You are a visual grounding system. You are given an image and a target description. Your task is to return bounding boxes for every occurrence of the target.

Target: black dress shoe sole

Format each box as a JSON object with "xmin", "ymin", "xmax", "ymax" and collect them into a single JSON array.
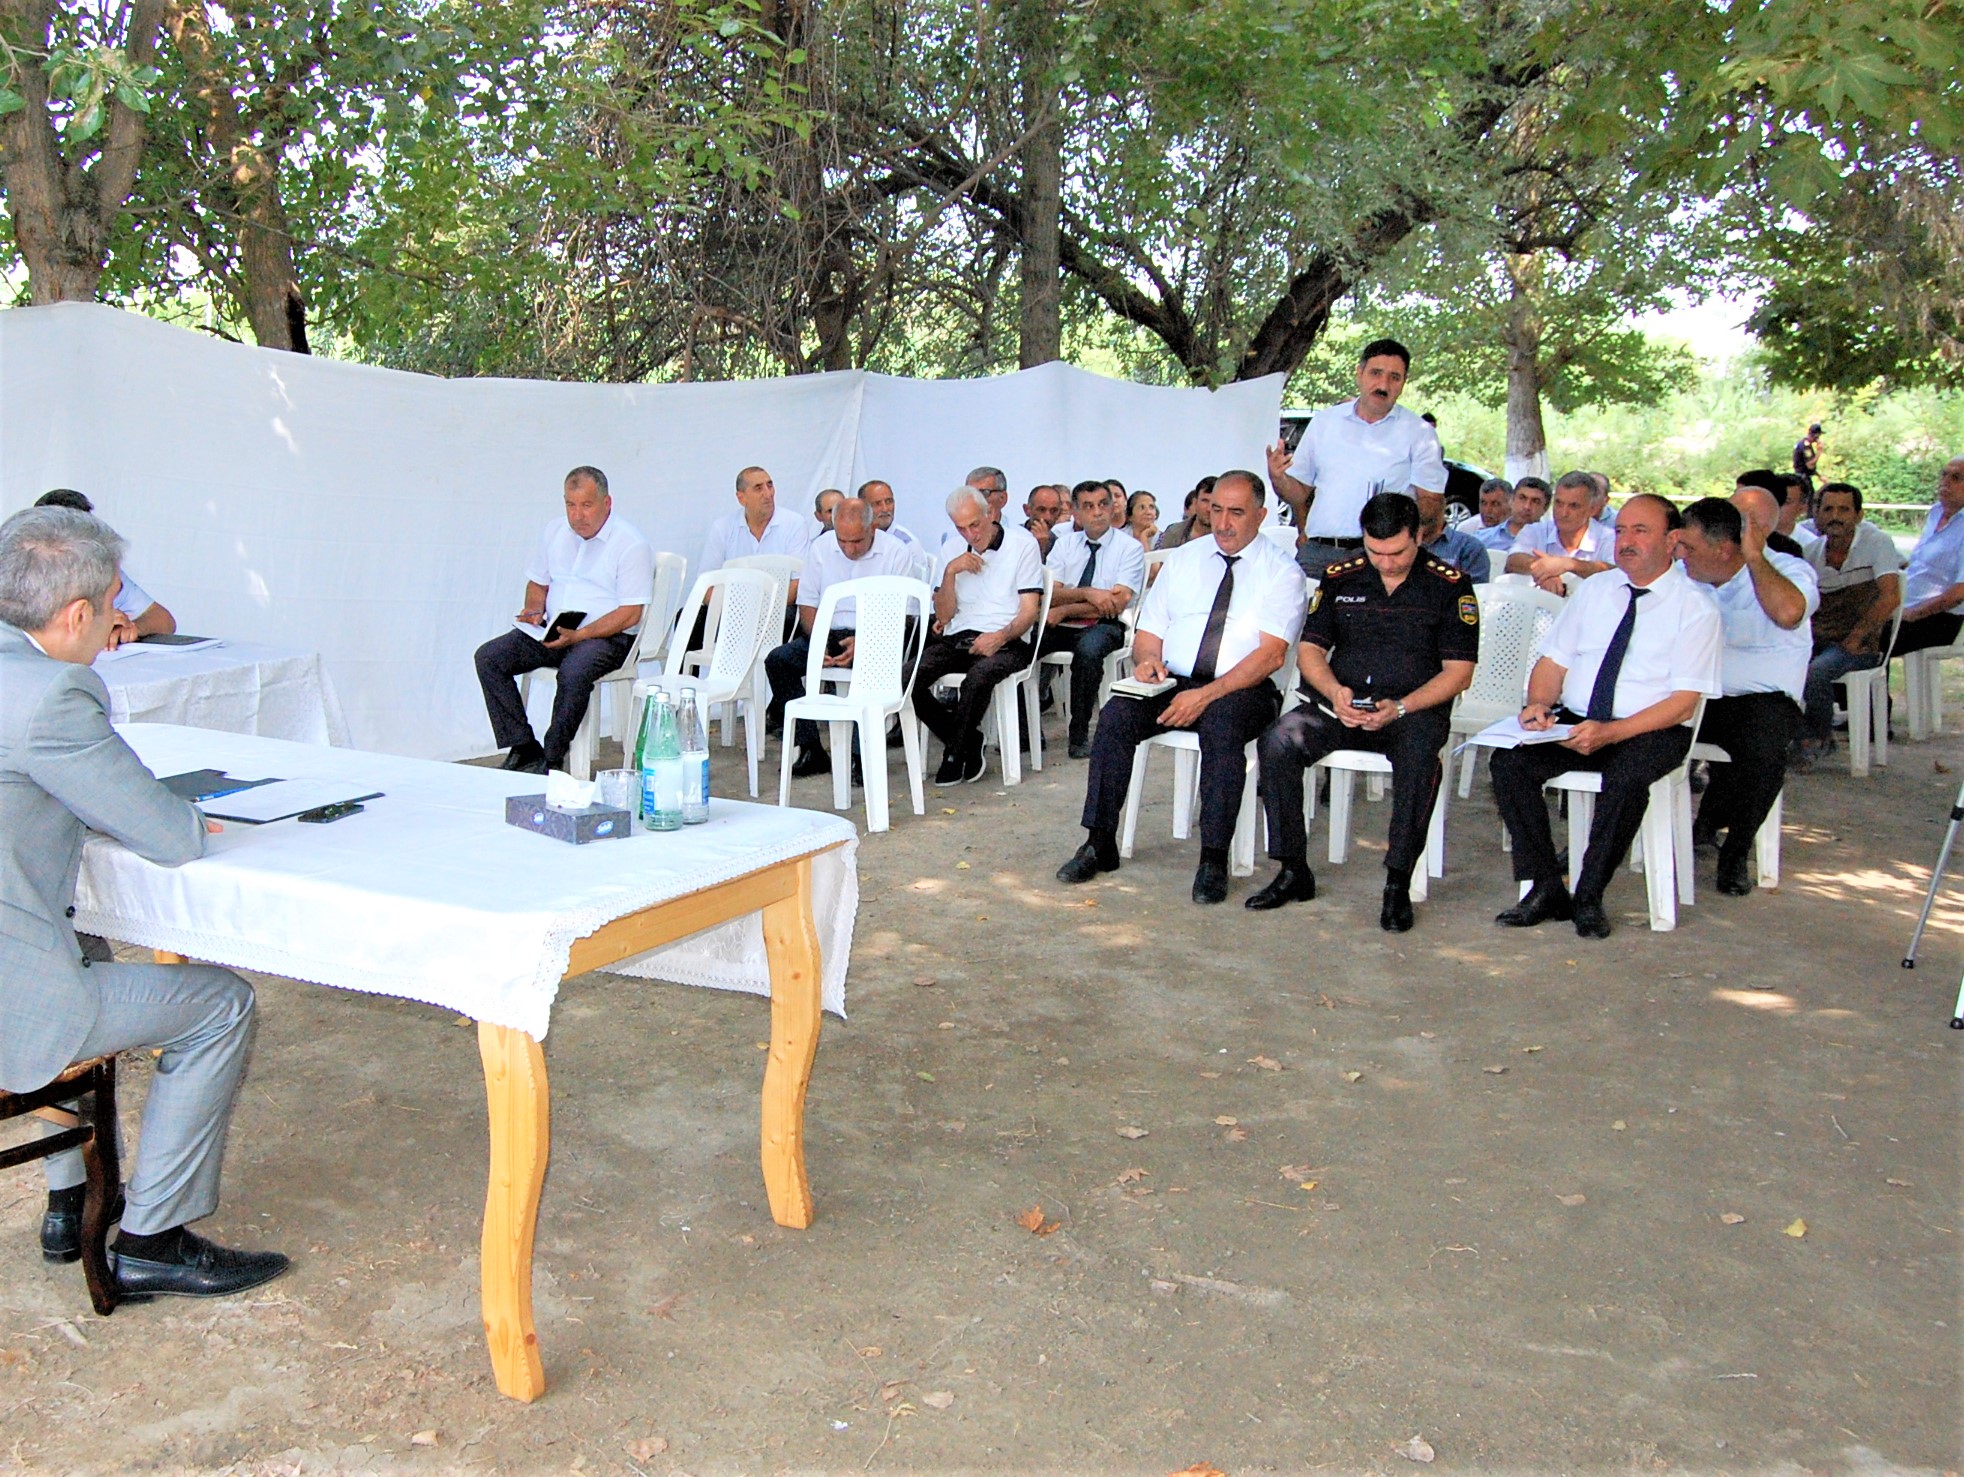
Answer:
[
  {"xmin": 1192, "ymin": 870, "xmax": 1229, "ymax": 905},
  {"xmin": 1057, "ymin": 850, "xmax": 1119, "ymax": 884},
  {"xmin": 1380, "ymin": 901, "xmax": 1415, "ymax": 932},
  {"xmin": 1573, "ymin": 907, "xmax": 1612, "ymax": 939}
]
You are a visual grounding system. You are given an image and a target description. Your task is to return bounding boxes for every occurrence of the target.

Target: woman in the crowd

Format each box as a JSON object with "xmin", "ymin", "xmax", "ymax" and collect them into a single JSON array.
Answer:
[{"xmin": 1124, "ymin": 489, "xmax": 1159, "ymax": 551}]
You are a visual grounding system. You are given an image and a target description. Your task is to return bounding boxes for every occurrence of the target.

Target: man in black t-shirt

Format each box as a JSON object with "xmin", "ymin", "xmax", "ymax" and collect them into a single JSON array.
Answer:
[{"xmin": 1248, "ymin": 493, "xmax": 1479, "ymax": 931}]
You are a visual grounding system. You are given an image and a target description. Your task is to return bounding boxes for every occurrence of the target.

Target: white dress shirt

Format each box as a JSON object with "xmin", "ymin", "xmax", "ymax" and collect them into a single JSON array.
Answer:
[
  {"xmin": 1807, "ymin": 520, "xmax": 1904, "ymax": 594},
  {"xmin": 1046, "ymin": 526, "xmax": 1147, "ymax": 620},
  {"xmin": 525, "ymin": 511, "xmax": 655, "ymax": 633},
  {"xmin": 935, "ymin": 523, "xmax": 1044, "ymax": 637},
  {"xmin": 1137, "ymin": 531, "xmax": 1307, "ymax": 678},
  {"xmin": 883, "ymin": 522, "xmax": 921, "ymax": 547},
  {"xmin": 1509, "ymin": 516, "xmax": 1616, "ymax": 565},
  {"xmin": 1903, "ymin": 503, "xmax": 1964, "ymax": 613},
  {"xmin": 1538, "ymin": 563, "xmax": 1722, "ymax": 719},
  {"xmin": 1470, "ymin": 520, "xmax": 1520, "ymax": 551},
  {"xmin": 1702, "ymin": 553, "xmax": 1819, "ymax": 701},
  {"xmin": 699, "ymin": 505, "xmax": 812, "ymax": 573},
  {"xmin": 797, "ymin": 529, "xmax": 917, "ymax": 630},
  {"xmin": 113, "ymin": 569, "xmax": 156, "ymax": 619},
  {"xmin": 1287, "ymin": 401, "xmax": 1447, "ymax": 539}
]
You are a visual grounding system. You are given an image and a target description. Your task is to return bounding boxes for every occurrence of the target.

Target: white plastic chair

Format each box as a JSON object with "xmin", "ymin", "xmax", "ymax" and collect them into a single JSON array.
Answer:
[
  {"xmin": 640, "ymin": 552, "xmax": 690, "ymax": 668},
  {"xmin": 1842, "ymin": 604, "xmax": 1904, "ymax": 777},
  {"xmin": 1903, "ymin": 616, "xmax": 1964, "ymax": 741},
  {"xmin": 1310, "ymin": 748, "xmax": 1449, "ymax": 901},
  {"xmin": 518, "ymin": 564, "xmax": 667, "ymax": 781},
  {"xmin": 777, "ymin": 576, "xmax": 932, "ymax": 832},
  {"xmin": 920, "ymin": 567, "xmax": 1054, "ymax": 785},
  {"xmin": 721, "ymin": 554, "xmax": 803, "ymax": 748},
  {"xmin": 1040, "ymin": 568, "xmax": 1146, "ymax": 740},
  {"xmin": 1450, "ymin": 584, "xmax": 1564, "ymax": 797},
  {"xmin": 632, "ymin": 568, "xmax": 778, "ymax": 796},
  {"xmin": 1679, "ymin": 740, "xmax": 1783, "ymax": 893},
  {"xmin": 1117, "ymin": 732, "xmax": 1260, "ymax": 877}
]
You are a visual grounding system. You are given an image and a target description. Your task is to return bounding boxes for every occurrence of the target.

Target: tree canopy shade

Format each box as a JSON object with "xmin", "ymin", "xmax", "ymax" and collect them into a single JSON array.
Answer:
[{"xmin": 1, "ymin": 0, "xmax": 1955, "ymax": 408}]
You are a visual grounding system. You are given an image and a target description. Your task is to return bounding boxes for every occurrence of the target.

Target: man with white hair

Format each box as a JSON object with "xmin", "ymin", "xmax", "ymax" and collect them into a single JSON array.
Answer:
[{"xmin": 911, "ymin": 487, "xmax": 1044, "ymax": 785}]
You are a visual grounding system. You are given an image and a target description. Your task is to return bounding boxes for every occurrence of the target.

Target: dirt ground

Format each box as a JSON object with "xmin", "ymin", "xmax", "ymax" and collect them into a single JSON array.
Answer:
[{"xmin": 3, "ymin": 695, "xmax": 1960, "ymax": 1477}]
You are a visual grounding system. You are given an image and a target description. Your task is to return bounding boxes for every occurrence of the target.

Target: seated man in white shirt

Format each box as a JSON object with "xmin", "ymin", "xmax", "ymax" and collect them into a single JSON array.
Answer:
[
  {"xmin": 1039, "ymin": 479, "xmax": 1147, "ymax": 758},
  {"xmin": 1893, "ymin": 455, "xmax": 1964, "ymax": 658},
  {"xmin": 913, "ymin": 487, "xmax": 1044, "ymax": 785},
  {"xmin": 813, "ymin": 489, "xmax": 844, "ymax": 536},
  {"xmin": 34, "ymin": 490, "xmax": 175, "ymax": 646},
  {"xmin": 1504, "ymin": 471, "xmax": 1615, "ymax": 592},
  {"xmin": 1057, "ymin": 471, "xmax": 1307, "ymax": 905},
  {"xmin": 766, "ymin": 498, "xmax": 917, "ymax": 779},
  {"xmin": 968, "ymin": 466, "xmax": 1010, "ymax": 526},
  {"xmin": 1677, "ymin": 493, "xmax": 1817, "ymax": 896},
  {"xmin": 473, "ymin": 466, "xmax": 653, "ymax": 774},
  {"xmin": 861, "ymin": 478, "xmax": 920, "ymax": 547},
  {"xmin": 1799, "ymin": 481, "xmax": 1904, "ymax": 761},
  {"xmin": 1466, "ymin": 477, "xmax": 1516, "ymax": 548},
  {"xmin": 1492, "ymin": 494, "xmax": 1722, "ymax": 939}
]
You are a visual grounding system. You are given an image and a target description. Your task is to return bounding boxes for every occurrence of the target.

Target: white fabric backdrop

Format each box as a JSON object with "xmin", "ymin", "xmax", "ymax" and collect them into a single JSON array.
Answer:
[{"xmin": 0, "ymin": 302, "xmax": 1283, "ymax": 759}]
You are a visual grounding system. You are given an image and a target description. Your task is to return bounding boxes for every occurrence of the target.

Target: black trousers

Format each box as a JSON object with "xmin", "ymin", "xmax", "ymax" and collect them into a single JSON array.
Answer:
[
  {"xmin": 912, "ymin": 632, "xmax": 1033, "ymax": 751},
  {"xmin": 1080, "ymin": 677, "xmax": 1282, "ymax": 852},
  {"xmin": 1894, "ymin": 611, "xmax": 1964, "ymax": 656},
  {"xmin": 474, "ymin": 628, "xmax": 636, "ymax": 763},
  {"xmin": 766, "ymin": 627, "xmax": 851, "ymax": 752},
  {"xmin": 1036, "ymin": 620, "xmax": 1129, "ymax": 741},
  {"xmin": 1258, "ymin": 703, "xmax": 1450, "ymax": 877},
  {"xmin": 1491, "ymin": 720, "xmax": 1693, "ymax": 905},
  {"xmin": 1695, "ymin": 692, "xmax": 1800, "ymax": 864}
]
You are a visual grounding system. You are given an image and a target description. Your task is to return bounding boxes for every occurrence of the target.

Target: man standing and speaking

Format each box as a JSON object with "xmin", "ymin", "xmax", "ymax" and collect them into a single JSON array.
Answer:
[
  {"xmin": 1267, "ymin": 338, "xmax": 1447, "ymax": 580},
  {"xmin": 1, "ymin": 506, "xmax": 288, "ymax": 1299},
  {"xmin": 474, "ymin": 466, "xmax": 653, "ymax": 774}
]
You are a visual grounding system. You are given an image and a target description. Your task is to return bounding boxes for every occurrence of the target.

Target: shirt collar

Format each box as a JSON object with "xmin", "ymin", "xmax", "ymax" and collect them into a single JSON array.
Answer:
[{"xmin": 986, "ymin": 524, "xmax": 1005, "ymax": 554}]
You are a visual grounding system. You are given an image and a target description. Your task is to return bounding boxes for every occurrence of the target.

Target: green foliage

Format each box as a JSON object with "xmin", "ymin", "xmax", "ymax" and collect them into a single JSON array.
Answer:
[{"xmin": 0, "ymin": 28, "xmax": 160, "ymax": 138}]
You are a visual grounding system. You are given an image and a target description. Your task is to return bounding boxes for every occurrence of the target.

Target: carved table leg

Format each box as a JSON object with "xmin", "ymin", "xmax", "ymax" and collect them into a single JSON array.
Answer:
[
  {"xmin": 477, "ymin": 1021, "xmax": 549, "ymax": 1401},
  {"xmin": 758, "ymin": 857, "xmax": 822, "ymax": 1229}
]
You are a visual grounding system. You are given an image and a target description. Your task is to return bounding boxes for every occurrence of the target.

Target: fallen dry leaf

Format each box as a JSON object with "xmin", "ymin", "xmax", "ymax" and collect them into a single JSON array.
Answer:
[
  {"xmin": 1298, "ymin": 1180, "xmax": 1318, "ymax": 1192},
  {"xmin": 1484, "ymin": 1066, "xmax": 1509, "ymax": 1075},
  {"xmin": 1116, "ymin": 1167, "xmax": 1148, "ymax": 1184},
  {"xmin": 1225, "ymin": 1127, "xmax": 1249, "ymax": 1142},
  {"xmin": 857, "ymin": 1345, "xmax": 883, "ymax": 1358},
  {"xmin": 955, "ymin": 860, "xmax": 971, "ymax": 869},
  {"xmin": 915, "ymin": 1071, "xmax": 935, "ymax": 1081},
  {"xmin": 451, "ymin": 1015, "xmax": 473, "ymax": 1027},
  {"xmin": 1342, "ymin": 1071, "xmax": 1364, "ymax": 1084},
  {"xmin": 626, "ymin": 1437, "xmax": 669, "ymax": 1461},
  {"xmin": 647, "ymin": 1293, "xmax": 680, "ymax": 1320},
  {"xmin": 1278, "ymin": 1164, "xmax": 1315, "ymax": 1182},
  {"xmin": 1784, "ymin": 1218, "xmax": 1808, "ymax": 1238},
  {"xmin": 1396, "ymin": 1435, "xmax": 1436, "ymax": 1463},
  {"xmin": 880, "ymin": 1380, "xmax": 906, "ymax": 1402},
  {"xmin": 410, "ymin": 1431, "xmax": 438, "ymax": 1448},
  {"xmin": 1885, "ymin": 1177, "xmax": 1912, "ymax": 1188},
  {"xmin": 1523, "ymin": 1045, "xmax": 1544, "ymax": 1053},
  {"xmin": 1612, "ymin": 1120, "xmax": 1627, "ymax": 1131},
  {"xmin": 1214, "ymin": 1115, "xmax": 1239, "ymax": 1126},
  {"xmin": 1198, "ymin": 1070, "xmax": 1222, "ymax": 1079},
  {"xmin": 1720, "ymin": 1212, "xmax": 1745, "ymax": 1225},
  {"xmin": 1556, "ymin": 1193, "xmax": 1587, "ymax": 1207},
  {"xmin": 940, "ymin": 807, "xmax": 958, "ymax": 815},
  {"xmin": 1117, "ymin": 1125, "xmax": 1150, "ymax": 1139},
  {"xmin": 1168, "ymin": 1466, "xmax": 1227, "ymax": 1477},
  {"xmin": 922, "ymin": 1390, "xmax": 954, "ymax": 1410},
  {"xmin": 1149, "ymin": 1278, "xmax": 1178, "ymax": 1296},
  {"xmin": 1248, "ymin": 1055, "xmax": 1282, "ymax": 1071},
  {"xmin": 1419, "ymin": 1030, "xmax": 1436, "ymax": 1038},
  {"xmin": 1014, "ymin": 1205, "xmax": 1060, "ymax": 1236},
  {"xmin": 913, "ymin": 976, "xmax": 937, "ymax": 987}
]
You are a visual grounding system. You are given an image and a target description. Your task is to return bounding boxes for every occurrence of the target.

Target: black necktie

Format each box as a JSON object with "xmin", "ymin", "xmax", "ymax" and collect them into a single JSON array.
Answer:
[
  {"xmin": 1079, "ymin": 539, "xmax": 1100, "ymax": 590},
  {"xmin": 1585, "ymin": 585, "xmax": 1649, "ymax": 722},
  {"xmin": 1191, "ymin": 554, "xmax": 1240, "ymax": 682}
]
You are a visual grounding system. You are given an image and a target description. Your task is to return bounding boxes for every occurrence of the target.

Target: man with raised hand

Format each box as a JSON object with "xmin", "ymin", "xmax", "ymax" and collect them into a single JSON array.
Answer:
[
  {"xmin": 1492, "ymin": 494, "xmax": 1721, "ymax": 940},
  {"xmin": 1057, "ymin": 471, "xmax": 1306, "ymax": 906}
]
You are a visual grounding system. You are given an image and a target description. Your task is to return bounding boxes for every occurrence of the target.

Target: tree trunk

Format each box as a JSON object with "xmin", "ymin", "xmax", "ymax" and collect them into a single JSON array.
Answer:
[
  {"xmin": 1501, "ymin": 256, "xmax": 1549, "ymax": 482},
  {"xmin": 1014, "ymin": 5, "xmax": 1061, "ymax": 368},
  {"xmin": 0, "ymin": 0, "xmax": 167, "ymax": 303}
]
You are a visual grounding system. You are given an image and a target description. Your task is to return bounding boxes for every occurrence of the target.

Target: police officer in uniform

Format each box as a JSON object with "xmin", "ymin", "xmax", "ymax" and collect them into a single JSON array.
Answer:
[{"xmin": 1248, "ymin": 492, "xmax": 1479, "ymax": 930}]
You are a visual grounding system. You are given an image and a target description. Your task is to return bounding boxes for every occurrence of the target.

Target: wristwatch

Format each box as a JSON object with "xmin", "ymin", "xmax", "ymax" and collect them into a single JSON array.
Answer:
[{"xmin": 1393, "ymin": 699, "xmax": 1408, "ymax": 720}]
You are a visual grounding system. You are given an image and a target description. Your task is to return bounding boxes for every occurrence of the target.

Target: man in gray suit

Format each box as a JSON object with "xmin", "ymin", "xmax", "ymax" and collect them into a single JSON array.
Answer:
[{"xmin": 1, "ymin": 507, "xmax": 288, "ymax": 1299}]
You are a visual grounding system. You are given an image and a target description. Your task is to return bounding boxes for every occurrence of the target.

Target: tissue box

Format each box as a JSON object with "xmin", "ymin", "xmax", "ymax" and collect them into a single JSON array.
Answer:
[{"xmin": 504, "ymin": 794, "xmax": 633, "ymax": 844}]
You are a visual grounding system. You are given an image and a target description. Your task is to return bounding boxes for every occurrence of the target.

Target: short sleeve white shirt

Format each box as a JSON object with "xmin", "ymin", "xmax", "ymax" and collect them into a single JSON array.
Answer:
[
  {"xmin": 113, "ymin": 569, "xmax": 156, "ymax": 619},
  {"xmin": 1047, "ymin": 526, "xmax": 1147, "ymax": 602},
  {"xmin": 1138, "ymin": 532, "xmax": 1307, "ymax": 678},
  {"xmin": 1807, "ymin": 520, "xmax": 1905, "ymax": 594},
  {"xmin": 1903, "ymin": 504, "xmax": 1964, "ymax": 613},
  {"xmin": 1701, "ymin": 553, "xmax": 1819, "ymax": 701},
  {"xmin": 700, "ymin": 505, "xmax": 812, "ymax": 573},
  {"xmin": 1287, "ymin": 402, "xmax": 1447, "ymax": 539},
  {"xmin": 936, "ymin": 523, "xmax": 1044, "ymax": 636},
  {"xmin": 525, "ymin": 511, "xmax": 656, "ymax": 633},
  {"xmin": 797, "ymin": 529, "xmax": 917, "ymax": 630},
  {"xmin": 1538, "ymin": 563, "xmax": 1722, "ymax": 718},
  {"xmin": 1509, "ymin": 516, "xmax": 1616, "ymax": 565}
]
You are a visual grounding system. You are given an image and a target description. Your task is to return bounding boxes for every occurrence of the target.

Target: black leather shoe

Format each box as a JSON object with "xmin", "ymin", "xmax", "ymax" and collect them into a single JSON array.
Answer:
[
  {"xmin": 1067, "ymin": 735, "xmax": 1092, "ymax": 760},
  {"xmin": 1573, "ymin": 900, "xmax": 1612, "ymax": 939},
  {"xmin": 1057, "ymin": 841, "xmax": 1119, "ymax": 884},
  {"xmin": 1495, "ymin": 880, "xmax": 1575, "ymax": 928},
  {"xmin": 1380, "ymin": 882, "xmax": 1415, "ymax": 933},
  {"xmin": 851, "ymin": 759, "xmax": 865, "ymax": 788},
  {"xmin": 1716, "ymin": 854, "xmax": 1754, "ymax": 896},
  {"xmin": 791, "ymin": 746, "xmax": 830, "ymax": 779},
  {"xmin": 113, "ymin": 1230, "xmax": 291, "ymax": 1300},
  {"xmin": 958, "ymin": 742, "xmax": 988, "ymax": 784},
  {"xmin": 1192, "ymin": 857, "xmax": 1229, "ymax": 905},
  {"xmin": 1691, "ymin": 817, "xmax": 1719, "ymax": 850},
  {"xmin": 41, "ymin": 1190, "xmax": 125, "ymax": 1264},
  {"xmin": 500, "ymin": 740, "xmax": 544, "ymax": 771},
  {"xmin": 1245, "ymin": 864, "xmax": 1316, "ymax": 911}
]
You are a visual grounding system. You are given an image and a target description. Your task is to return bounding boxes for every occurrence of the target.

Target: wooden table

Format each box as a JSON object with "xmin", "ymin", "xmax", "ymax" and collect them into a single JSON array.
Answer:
[{"xmin": 81, "ymin": 726, "xmax": 857, "ymax": 1403}]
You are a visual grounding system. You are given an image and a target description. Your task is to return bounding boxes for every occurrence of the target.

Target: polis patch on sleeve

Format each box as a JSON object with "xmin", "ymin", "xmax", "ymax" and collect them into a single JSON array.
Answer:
[
  {"xmin": 1458, "ymin": 593, "xmax": 1479, "ymax": 626},
  {"xmin": 1307, "ymin": 585, "xmax": 1322, "ymax": 614}
]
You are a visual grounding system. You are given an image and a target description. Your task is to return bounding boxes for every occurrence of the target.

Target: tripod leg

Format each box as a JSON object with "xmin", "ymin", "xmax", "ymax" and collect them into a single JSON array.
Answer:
[
  {"xmin": 1952, "ymin": 972, "xmax": 1964, "ymax": 1030},
  {"xmin": 1903, "ymin": 779, "xmax": 1964, "ymax": 967}
]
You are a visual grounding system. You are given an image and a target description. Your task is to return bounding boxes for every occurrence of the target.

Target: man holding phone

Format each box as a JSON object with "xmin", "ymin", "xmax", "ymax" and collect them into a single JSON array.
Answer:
[{"xmin": 474, "ymin": 466, "xmax": 653, "ymax": 774}]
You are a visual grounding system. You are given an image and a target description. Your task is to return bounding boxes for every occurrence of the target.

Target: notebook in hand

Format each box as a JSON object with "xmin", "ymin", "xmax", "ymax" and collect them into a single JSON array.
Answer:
[{"xmin": 1109, "ymin": 675, "xmax": 1177, "ymax": 699}]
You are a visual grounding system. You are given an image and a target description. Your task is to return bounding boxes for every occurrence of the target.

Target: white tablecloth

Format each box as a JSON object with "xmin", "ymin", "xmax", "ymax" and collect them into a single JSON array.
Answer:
[
  {"xmin": 74, "ymin": 727, "xmax": 858, "ymax": 1039},
  {"xmin": 94, "ymin": 640, "xmax": 350, "ymax": 746}
]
